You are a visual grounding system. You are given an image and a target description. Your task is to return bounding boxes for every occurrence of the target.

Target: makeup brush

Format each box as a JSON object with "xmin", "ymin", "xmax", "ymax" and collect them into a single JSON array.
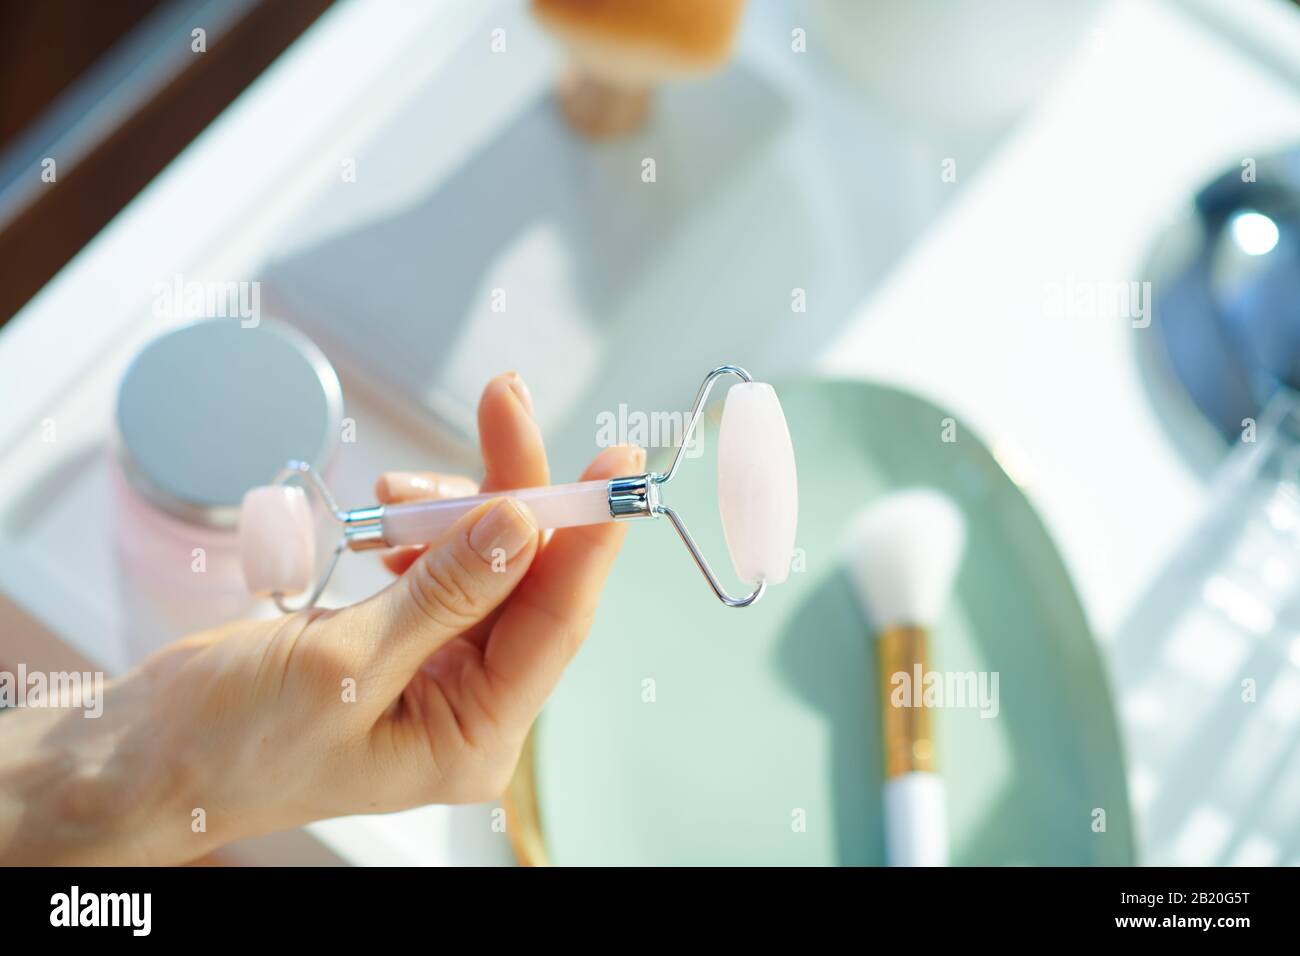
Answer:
[
  {"xmin": 531, "ymin": 0, "xmax": 747, "ymax": 139},
  {"xmin": 845, "ymin": 489, "xmax": 966, "ymax": 867}
]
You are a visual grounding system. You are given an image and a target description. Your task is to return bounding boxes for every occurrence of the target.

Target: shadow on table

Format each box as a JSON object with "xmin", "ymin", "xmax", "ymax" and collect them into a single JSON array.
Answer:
[{"xmin": 260, "ymin": 62, "xmax": 798, "ymax": 443}]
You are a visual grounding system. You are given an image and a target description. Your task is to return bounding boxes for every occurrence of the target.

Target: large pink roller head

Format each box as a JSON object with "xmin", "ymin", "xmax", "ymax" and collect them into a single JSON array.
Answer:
[
  {"xmin": 716, "ymin": 382, "xmax": 798, "ymax": 586},
  {"xmin": 239, "ymin": 485, "xmax": 316, "ymax": 596}
]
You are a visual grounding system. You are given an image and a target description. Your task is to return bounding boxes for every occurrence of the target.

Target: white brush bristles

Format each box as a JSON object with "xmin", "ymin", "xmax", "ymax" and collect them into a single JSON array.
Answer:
[{"xmin": 844, "ymin": 488, "xmax": 966, "ymax": 632}]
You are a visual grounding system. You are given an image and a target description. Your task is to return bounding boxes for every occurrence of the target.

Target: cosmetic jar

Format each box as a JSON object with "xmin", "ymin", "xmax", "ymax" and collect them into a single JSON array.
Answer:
[{"xmin": 113, "ymin": 318, "xmax": 342, "ymax": 647}]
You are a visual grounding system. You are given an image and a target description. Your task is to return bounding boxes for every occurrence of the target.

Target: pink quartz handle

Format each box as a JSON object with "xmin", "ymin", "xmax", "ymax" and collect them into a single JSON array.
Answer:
[{"xmin": 381, "ymin": 479, "xmax": 613, "ymax": 546}]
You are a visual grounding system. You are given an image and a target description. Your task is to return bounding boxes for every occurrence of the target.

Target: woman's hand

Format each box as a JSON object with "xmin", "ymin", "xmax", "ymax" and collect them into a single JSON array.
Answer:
[{"xmin": 0, "ymin": 372, "xmax": 641, "ymax": 865}]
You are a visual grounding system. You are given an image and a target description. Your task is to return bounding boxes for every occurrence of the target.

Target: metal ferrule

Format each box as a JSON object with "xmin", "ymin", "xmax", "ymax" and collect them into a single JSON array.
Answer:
[
  {"xmin": 607, "ymin": 474, "xmax": 660, "ymax": 520},
  {"xmin": 878, "ymin": 624, "xmax": 937, "ymax": 778},
  {"xmin": 343, "ymin": 505, "xmax": 388, "ymax": 551}
]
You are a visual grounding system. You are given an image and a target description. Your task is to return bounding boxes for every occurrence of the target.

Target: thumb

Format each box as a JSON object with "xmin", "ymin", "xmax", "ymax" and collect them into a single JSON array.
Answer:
[{"xmin": 359, "ymin": 497, "xmax": 539, "ymax": 685}]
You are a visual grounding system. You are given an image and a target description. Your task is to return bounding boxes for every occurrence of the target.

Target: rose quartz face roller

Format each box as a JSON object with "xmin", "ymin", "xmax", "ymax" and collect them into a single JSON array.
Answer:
[{"xmin": 240, "ymin": 366, "xmax": 797, "ymax": 613}]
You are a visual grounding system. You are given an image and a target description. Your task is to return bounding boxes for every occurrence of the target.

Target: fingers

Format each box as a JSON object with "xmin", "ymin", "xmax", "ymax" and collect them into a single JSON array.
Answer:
[
  {"xmin": 371, "ymin": 366, "xmax": 543, "ymax": 576},
  {"xmin": 478, "ymin": 371, "xmax": 549, "ymax": 492},
  {"xmin": 482, "ymin": 444, "xmax": 644, "ymax": 725},
  {"xmin": 352, "ymin": 497, "xmax": 540, "ymax": 690},
  {"xmin": 375, "ymin": 472, "xmax": 479, "ymax": 504},
  {"xmin": 352, "ymin": 370, "xmax": 554, "ymax": 693},
  {"xmin": 373, "ymin": 372, "xmax": 544, "ymax": 503},
  {"xmin": 374, "ymin": 472, "xmax": 479, "ymax": 575}
]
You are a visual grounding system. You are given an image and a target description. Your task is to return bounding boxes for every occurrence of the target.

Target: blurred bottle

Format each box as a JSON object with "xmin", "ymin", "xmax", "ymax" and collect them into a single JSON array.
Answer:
[{"xmin": 532, "ymin": 0, "xmax": 748, "ymax": 138}]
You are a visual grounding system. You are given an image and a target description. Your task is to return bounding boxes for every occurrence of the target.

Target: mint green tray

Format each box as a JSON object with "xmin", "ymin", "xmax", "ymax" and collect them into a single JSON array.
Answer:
[{"xmin": 525, "ymin": 379, "xmax": 1135, "ymax": 865}]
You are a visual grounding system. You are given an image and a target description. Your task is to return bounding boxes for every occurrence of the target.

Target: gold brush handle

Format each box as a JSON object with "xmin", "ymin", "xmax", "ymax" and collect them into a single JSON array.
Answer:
[
  {"xmin": 503, "ymin": 725, "xmax": 550, "ymax": 867},
  {"xmin": 879, "ymin": 625, "xmax": 936, "ymax": 777}
]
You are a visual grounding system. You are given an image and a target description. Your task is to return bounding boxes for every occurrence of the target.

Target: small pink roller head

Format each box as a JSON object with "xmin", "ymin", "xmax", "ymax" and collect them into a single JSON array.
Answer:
[
  {"xmin": 239, "ymin": 485, "xmax": 316, "ymax": 596},
  {"xmin": 716, "ymin": 382, "xmax": 798, "ymax": 586}
]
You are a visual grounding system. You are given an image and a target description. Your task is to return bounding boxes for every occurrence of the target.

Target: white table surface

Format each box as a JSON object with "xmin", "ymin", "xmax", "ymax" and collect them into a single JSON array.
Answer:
[{"xmin": 2, "ymin": 0, "xmax": 1299, "ymax": 865}]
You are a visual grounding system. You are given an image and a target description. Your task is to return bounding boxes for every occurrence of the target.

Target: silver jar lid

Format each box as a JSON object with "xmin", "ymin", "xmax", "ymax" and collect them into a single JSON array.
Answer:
[{"xmin": 116, "ymin": 318, "xmax": 343, "ymax": 529}]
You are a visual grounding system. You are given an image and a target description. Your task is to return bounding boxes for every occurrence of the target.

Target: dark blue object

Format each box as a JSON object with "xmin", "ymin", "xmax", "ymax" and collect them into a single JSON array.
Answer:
[{"xmin": 1151, "ymin": 148, "xmax": 1300, "ymax": 439}]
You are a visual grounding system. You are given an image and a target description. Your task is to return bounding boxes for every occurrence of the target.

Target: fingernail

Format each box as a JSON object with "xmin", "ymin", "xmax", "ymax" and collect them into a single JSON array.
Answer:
[
  {"xmin": 629, "ymin": 445, "xmax": 646, "ymax": 470},
  {"xmin": 435, "ymin": 475, "xmax": 479, "ymax": 498},
  {"xmin": 383, "ymin": 473, "xmax": 477, "ymax": 499},
  {"xmin": 508, "ymin": 372, "xmax": 534, "ymax": 418},
  {"xmin": 469, "ymin": 498, "xmax": 537, "ymax": 563}
]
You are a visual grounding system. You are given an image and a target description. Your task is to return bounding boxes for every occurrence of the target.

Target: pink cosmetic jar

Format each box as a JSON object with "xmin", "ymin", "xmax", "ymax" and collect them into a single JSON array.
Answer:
[{"xmin": 112, "ymin": 317, "xmax": 342, "ymax": 649}]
